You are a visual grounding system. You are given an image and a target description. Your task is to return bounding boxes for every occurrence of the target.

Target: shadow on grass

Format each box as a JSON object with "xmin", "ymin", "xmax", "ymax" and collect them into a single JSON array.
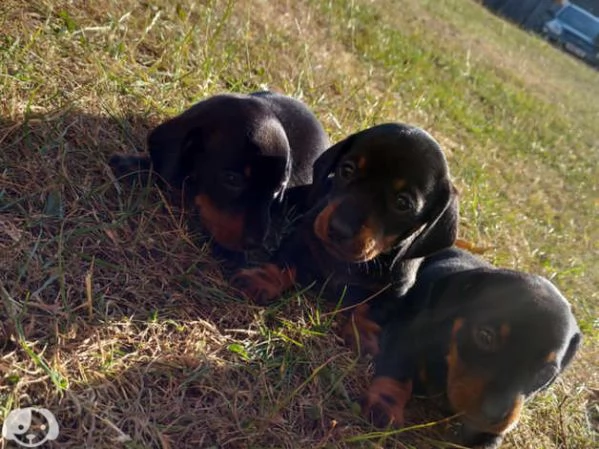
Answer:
[
  {"xmin": 42, "ymin": 352, "xmax": 459, "ymax": 448},
  {"xmin": 0, "ymin": 109, "xmax": 285, "ymax": 447},
  {"xmin": 0, "ymin": 110, "xmax": 355, "ymax": 447},
  {"xmin": 0, "ymin": 107, "xmax": 253, "ymax": 345}
]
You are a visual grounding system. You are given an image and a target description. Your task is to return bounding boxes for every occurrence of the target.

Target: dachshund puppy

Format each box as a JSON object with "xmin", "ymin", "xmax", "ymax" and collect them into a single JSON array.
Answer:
[
  {"xmin": 232, "ymin": 123, "xmax": 459, "ymax": 352},
  {"xmin": 363, "ymin": 248, "xmax": 581, "ymax": 448},
  {"xmin": 110, "ymin": 91, "xmax": 329, "ymax": 252}
]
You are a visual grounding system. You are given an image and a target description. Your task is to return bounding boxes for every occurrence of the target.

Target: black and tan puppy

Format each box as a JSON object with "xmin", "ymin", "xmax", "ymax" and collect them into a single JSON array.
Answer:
[
  {"xmin": 363, "ymin": 248, "xmax": 581, "ymax": 448},
  {"xmin": 110, "ymin": 91, "xmax": 329, "ymax": 252},
  {"xmin": 232, "ymin": 123, "xmax": 459, "ymax": 351}
]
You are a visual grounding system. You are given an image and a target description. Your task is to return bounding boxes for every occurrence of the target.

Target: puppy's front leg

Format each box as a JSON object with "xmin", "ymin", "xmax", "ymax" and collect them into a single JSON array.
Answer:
[
  {"xmin": 340, "ymin": 303, "xmax": 382, "ymax": 357},
  {"xmin": 362, "ymin": 334, "xmax": 416, "ymax": 428},
  {"xmin": 231, "ymin": 262, "xmax": 297, "ymax": 305}
]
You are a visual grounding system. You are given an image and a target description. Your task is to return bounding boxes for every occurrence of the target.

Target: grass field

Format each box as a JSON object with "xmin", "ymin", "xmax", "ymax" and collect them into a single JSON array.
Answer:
[{"xmin": 1, "ymin": 0, "xmax": 597, "ymax": 448}]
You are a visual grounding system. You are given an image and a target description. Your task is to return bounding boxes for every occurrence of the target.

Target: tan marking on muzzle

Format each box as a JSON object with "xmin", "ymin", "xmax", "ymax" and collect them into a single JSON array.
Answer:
[{"xmin": 194, "ymin": 194, "xmax": 245, "ymax": 251}]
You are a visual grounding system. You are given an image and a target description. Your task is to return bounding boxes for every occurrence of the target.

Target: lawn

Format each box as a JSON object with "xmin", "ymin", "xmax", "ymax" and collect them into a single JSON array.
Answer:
[{"xmin": 0, "ymin": 0, "xmax": 597, "ymax": 448}]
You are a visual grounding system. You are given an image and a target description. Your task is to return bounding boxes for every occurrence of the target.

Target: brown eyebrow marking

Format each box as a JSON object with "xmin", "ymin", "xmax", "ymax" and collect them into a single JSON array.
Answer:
[
  {"xmin": 500, "ymin": 323, "xmax": 511, "ymax": 340},
  {"xmin": 546, "ymin": 351, "xmax": 557, "ymax": 363},
  {"xmin": 358, "ymin": 156, "xmax": 367, "ymax": 169},
  {"xmin": 244, "ymin": 165, "xmax": 252, "ymax": 177},
  {"xmin": 452, "ymin": 317, "xmax": 465, "ymax": 334},
  {"xmin": 394, "ymin": 178, "xmax": 406, "ymax": 190}
]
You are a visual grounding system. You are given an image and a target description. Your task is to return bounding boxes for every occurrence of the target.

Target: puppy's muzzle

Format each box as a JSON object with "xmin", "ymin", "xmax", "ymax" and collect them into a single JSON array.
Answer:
[{"xmin": 313, "ymin": 199, "xmax": 383, "ymax": 262}]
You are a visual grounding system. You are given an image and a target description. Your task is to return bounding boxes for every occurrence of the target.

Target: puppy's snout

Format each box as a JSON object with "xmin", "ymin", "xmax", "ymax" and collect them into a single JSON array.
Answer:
[
  {"xmin": 243, "ymin": 204, "xmax": 270, "ymax": 249},
  {"xmin": 328, "ymin": 216, "xmax": 356, "ymax": 243},
  {"xmin": 480, "ymin": 394, "xmax": 516, "ymax": 424},
  {"xmin": 327, "ymin": 200, "xmax": 366, "ymax": 243}
]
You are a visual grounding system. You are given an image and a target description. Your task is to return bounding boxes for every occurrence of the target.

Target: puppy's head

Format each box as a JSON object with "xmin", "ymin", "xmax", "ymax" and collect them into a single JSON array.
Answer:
[
  {"xmin": 309, "ymin": 123, "xmax": 458, "ymax": 263},
  {"xmin": 148, "ymin": 94, "xmax": 291, "ymax": 251},
  {"xmin": 439, "ymin": 270, "xmax": 581, "ymax": 441}
]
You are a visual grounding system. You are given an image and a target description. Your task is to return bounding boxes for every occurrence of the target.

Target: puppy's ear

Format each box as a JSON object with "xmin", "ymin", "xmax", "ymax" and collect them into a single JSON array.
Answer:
[
  {"xmin": 430, "ymin": 269, "xmax": 489, "ymax": 310},
  {"xmin": 402, "ymin": 180, "xmax": 459, "ymax": 259},
  {"xmin": 148, "ymin": 118, "xmax": 204, "ymax": 189},
  {"xmin": 308, "ymin": 135, "xmax": 355, "ymax": 204},
  {"xmin": 560, "ymin": 331, "xmax": 581, "ymax": 373}
]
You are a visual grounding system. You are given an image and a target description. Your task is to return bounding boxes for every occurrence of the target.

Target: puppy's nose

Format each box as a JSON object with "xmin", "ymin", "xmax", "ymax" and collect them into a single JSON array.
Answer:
[
  {"xmin": 480, "ymin": 395, "xmax": 515, "ymax": 424},
  {"xmin": 328, "ymin": 216, "xmax": 355, "ymax": 243}
]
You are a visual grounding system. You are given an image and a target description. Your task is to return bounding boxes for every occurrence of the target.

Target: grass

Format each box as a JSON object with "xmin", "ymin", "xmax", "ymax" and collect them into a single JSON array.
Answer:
[{"xmin": 0, "ymin": 0, "xmax": 597, "ymax": 448}]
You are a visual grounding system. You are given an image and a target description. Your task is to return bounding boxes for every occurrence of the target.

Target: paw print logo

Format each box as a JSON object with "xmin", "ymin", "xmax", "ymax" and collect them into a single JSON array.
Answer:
[{"xmin": 2, "ymin": 407, "xmax": 59, "ymax": 447}]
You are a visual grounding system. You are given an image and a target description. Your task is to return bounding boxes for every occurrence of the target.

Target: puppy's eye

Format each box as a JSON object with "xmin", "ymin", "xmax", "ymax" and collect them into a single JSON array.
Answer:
[
  {"xmin": 473, "ymin": 326, "xmax": 499, "ymax": 351},
  {"xmin": 395, "ymin": 194, "xmax": 412, "ymax": 211},
  {"xmin": 338, "ymin": 161, "xmax": 356, "ymax": 180},
  {"xmin": 220, "ymin": 171, "xmax": 245, "ymax": 191}
]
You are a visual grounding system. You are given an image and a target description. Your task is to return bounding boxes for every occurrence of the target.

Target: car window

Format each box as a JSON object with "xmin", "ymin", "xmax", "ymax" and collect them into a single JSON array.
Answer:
[{"xmin": 559, "ymin": 7, "xmax": 599, "ymax": 38}]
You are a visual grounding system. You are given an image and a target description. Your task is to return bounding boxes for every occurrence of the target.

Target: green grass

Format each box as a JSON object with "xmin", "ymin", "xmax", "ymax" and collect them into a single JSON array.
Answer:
[{"xmin": 0, "ymin": 0, "xmax": 597, "ymax": 448}]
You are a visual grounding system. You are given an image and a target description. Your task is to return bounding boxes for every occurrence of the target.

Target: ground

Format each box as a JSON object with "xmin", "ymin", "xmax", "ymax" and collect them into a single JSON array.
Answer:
[{"xmin": 0, "ymin": 0, "xmax": 597, "ymax": 448}]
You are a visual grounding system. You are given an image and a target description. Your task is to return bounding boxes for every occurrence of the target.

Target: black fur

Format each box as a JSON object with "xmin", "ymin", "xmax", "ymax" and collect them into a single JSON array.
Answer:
[
  {"xmin": 109, "ymin": 91, "xmax": 329, "ymax": 252},
  {"xmin": 370, "ymin": 248, "xmax": 581, "ymax": 448},
  {"xmin": 233, "ymin": 123, "xmax": 458, "ymax": 308}
]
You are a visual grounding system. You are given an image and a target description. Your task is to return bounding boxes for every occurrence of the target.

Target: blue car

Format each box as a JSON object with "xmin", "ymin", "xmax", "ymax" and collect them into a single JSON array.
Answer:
[{"xmin": 543, "ymin": 3, "xmax": 599, "ymax": 67}]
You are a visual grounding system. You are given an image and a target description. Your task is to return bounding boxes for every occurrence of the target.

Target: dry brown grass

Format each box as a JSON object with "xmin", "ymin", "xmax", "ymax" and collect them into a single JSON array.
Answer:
[{"xmin": 1, "ymin": 0, "xmax": 597, "ymax": 448}]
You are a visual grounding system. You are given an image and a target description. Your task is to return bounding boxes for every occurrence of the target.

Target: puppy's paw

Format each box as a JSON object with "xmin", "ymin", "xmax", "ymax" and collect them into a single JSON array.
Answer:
[
  {"xmin": 341, "ymin": 304, "xmax": 381, "ymax": 357},
  {"xmin": 361, "ymin": 377, "xmax": 412, "ymax": 428},
  {"xmin": 231, "ymin": 263, "xmax": 296, "ymax": 305}
]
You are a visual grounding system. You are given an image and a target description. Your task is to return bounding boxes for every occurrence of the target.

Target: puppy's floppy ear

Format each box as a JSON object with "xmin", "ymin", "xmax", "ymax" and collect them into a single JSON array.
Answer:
[
  {"xmin": 148, "ymin": 118, "xmax": 204, "ymax": 189},
  {"xmin": 308, "ymin": 135, "xmax": 356, "ymax": 204},
  {"xmin": 427, "ymin": 268, "xmax": 498, "ymax": 324},
  {"xmin": 402, "ymin": 180, "xmax": 459, "ymax": 259},
  {"xmin": 560, "ymin": 331, "xmax": 581, "ymax": 373}
]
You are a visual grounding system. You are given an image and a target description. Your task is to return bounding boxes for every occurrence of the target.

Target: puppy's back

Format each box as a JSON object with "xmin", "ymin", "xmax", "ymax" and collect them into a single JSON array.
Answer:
[{"xmin": 418, "ymin": 247, "xmax": 491, "ymax": 281}]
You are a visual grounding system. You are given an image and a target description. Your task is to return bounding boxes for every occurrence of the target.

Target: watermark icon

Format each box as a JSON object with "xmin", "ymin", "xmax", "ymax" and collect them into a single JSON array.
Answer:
[{"xmin": 2, "ymin": 407, "xmax": 59, "ymax": 448}]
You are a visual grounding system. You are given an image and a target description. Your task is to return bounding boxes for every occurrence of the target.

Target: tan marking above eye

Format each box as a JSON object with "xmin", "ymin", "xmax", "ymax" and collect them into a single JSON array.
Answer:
[
  {"xmin": 452, "ymin": 318, "xmax": 465, "ymax": 335},
  {"xmin": 546, "ymin": 351, "xmax": 557, "ymax": 363},
  {"xmin": 393, "ymin": 178, "xmax": 406, "ymax": 190},
  {"xmin": 357, "ymin": 156, "xmax": 367, "ymax": 169},
  {"xmin": 500, "ymin": 323, "xmax": 511, "ymax": 340},
  {"xmin": 244, "ymin": 165, "xmax": 252, "ymax": 177}
]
